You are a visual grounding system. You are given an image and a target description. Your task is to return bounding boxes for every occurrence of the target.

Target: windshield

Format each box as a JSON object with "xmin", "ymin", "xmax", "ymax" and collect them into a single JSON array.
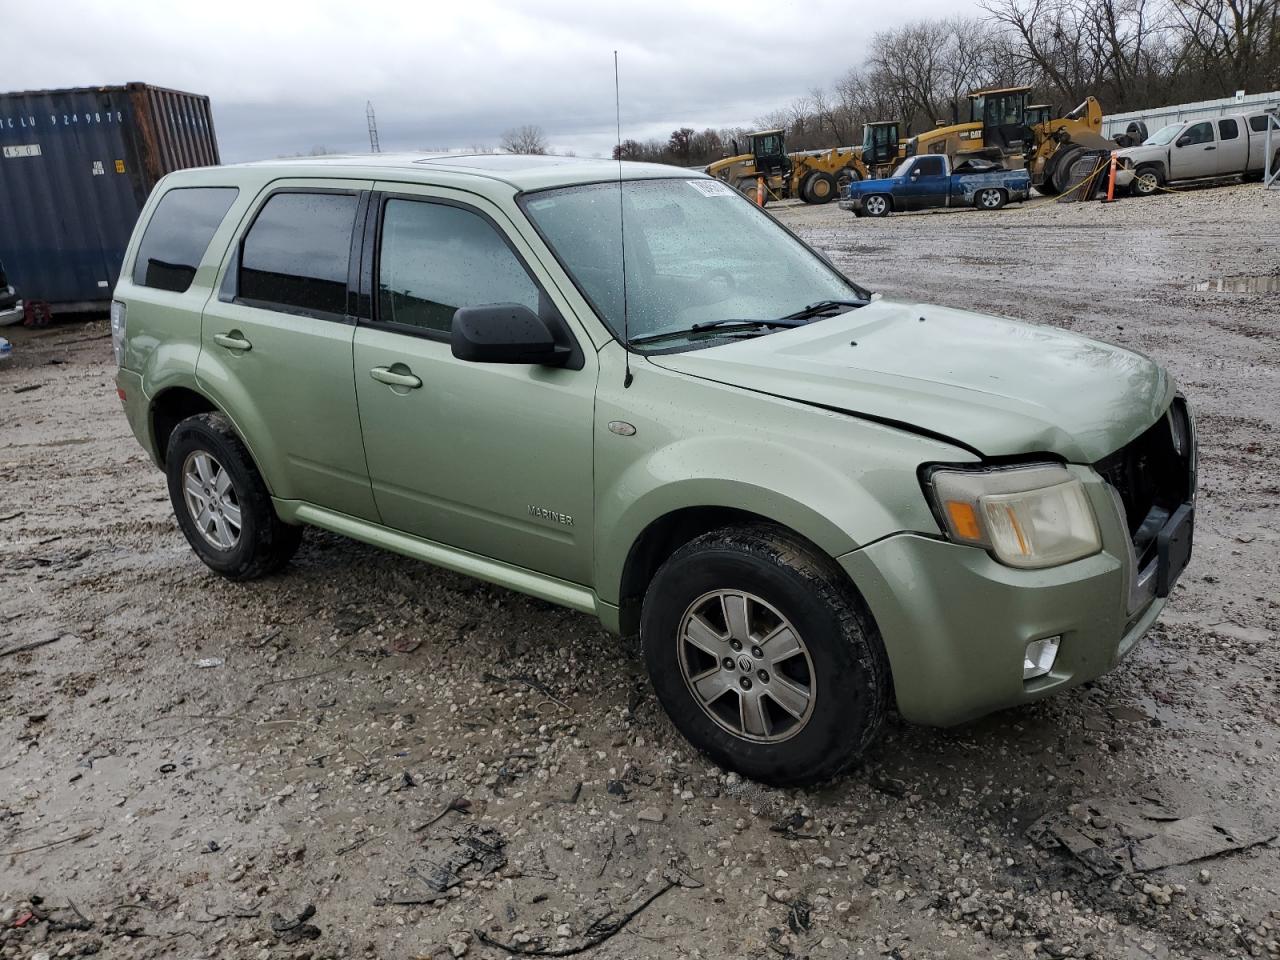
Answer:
[
  {"xmin": 890, "ymin": 158, "xmax": 915, "ymax": 178},
  {"xmin": 520, "ymin": 178, "xmax": 865, "ymax": 348},
  {"xmin": 1145, "ymin": 124, "xmax": 1182, "ymax": 145}
]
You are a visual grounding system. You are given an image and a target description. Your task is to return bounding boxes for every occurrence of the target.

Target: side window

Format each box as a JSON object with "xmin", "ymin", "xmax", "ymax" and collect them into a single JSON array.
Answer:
[
  {"xmin": 132, "ymin": 187, "xmax": 238, "ymax": 293},
  {"xmin": 1249, "ymin": 115, "xmax": 1272, "ymax": 133},
  {"xmin": 239, "ymin": 192, "xmax": 356, "ymax": 317},
  {"xmin": 1218, "ymin": 118, "xmax": 1239, "ymax": 140},
  {"xmin": 376, "ymin": 199, "xmax": 539, "ymax": 335},
  {"xmin": 1182, "ymin": 122, "xmax": 1213, "ymax": 145},
  {"xmin": 916, "ymin": 156, "xmax": 945, "ymax": 177}
]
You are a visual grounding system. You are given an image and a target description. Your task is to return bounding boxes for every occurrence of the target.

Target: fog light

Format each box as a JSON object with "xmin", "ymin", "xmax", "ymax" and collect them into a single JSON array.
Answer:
[{"xmin": 1023, "ymin": 635, "xmax": 1061, "ymax": 680}]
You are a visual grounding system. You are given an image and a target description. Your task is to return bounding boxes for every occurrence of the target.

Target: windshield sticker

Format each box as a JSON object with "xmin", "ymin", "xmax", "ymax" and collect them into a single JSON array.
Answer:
[
  {"xmin": 526, "ymin": 198, "xmax": 556, "ymax": 211},
  {"xmin": 686, "ymin": 179, "xmax": 737, "ymax": 197}
]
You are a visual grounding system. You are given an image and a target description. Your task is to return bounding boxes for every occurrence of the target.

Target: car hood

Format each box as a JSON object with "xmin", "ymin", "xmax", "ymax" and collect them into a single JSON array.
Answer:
[
  {"xmin": 1115, "ymin": 144, "xmax": 1163, "ymax": 161},
  {"xmin": 646, "ymin": 299, "xmax": 1173, "ymax": 463},
  {"xmin": 847, "ymin": 176, "xmax": 900, "ymax": 194}
]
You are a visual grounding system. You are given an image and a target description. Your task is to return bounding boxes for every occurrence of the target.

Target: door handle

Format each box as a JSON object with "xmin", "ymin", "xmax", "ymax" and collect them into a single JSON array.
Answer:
[
  {"xmin": 213, "ymin": 332, "xmax": 252, "ymax": 352},
  {"xmin": 370, "ymin": 366, "xmax": 422, "ymax": 389},
  {"xmin": 1205, "ymin": 145, "xmax": 1216, "ymax": 150}
]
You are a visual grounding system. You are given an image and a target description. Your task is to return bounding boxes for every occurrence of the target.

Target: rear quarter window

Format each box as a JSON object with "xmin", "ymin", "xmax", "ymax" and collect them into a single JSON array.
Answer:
[
  {"xmin": 1249, "ymin": 114, "xmax": 1274, "ymax": 133},
  {"xmin": 132, "ymin": 187, "xmax": 239, "ymax": 293}
]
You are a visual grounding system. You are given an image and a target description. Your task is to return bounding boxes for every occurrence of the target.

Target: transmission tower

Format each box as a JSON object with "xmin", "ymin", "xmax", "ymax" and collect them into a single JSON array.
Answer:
[{"xmin": 367, "ymin": 101, "xmax": 381, "ymax": 153}]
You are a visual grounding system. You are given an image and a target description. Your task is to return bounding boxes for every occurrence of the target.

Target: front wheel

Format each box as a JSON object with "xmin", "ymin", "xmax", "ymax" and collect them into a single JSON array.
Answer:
[
  {"xmin": 863, "ymin": 194, "xmax": 891, "ymax": 217},
  {"xmin": 640, "ymin": 525, "xmax": 891, "ymax": 786},
  {"xmin": 802, "ymin": 171, "xmax": 838, "ymax": 204},
  {"xmin": 974, "ymin": 187, "xmax": 1007, "ymax": 210},
  {"xmin": 166, "ymin": 412, "xmax": 302, "ymax": 580},
  {"xmin": 1130, "ymin": 165, "xmax": 1163, "ymax": 197}
]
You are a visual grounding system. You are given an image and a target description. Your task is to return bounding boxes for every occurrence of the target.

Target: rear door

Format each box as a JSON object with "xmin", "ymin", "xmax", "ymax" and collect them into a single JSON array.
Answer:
[
  {"xmin": 1214, "ymin": 117, "xmax": 1247, "ymax": 174},
  {"xmin": 351, "ymin": 184, "xmax": 597, "ymax": 585},
  {"xmin": 197, "ymin": 180, "xmax": 378, "ymax": 521},
  {"xmin": 1168, "ymin": 121, "xmax": 1218, "ymax": 179}
]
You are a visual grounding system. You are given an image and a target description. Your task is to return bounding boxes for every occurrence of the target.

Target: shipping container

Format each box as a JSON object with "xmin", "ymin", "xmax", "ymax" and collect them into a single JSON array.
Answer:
[{"xmin": 0, "ymin": 82, "xmax": 220, "ymax": 312}]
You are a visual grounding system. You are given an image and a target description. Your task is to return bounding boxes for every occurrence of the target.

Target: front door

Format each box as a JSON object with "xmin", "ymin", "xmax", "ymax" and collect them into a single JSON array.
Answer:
[
  {"xmin": 198, "ymin": 181, "xmax": 377, "ymax": 521},
  {"xmin": 1169, "ymin": 121, "xmax": 1218, "ymax": 179},
  {"xmin": 901, "ymin": 156, "xmax": 948, "ymax": 209},
  {"xmin": 352, "ymin": 186, "xmax": 597, "ymax": 585}
]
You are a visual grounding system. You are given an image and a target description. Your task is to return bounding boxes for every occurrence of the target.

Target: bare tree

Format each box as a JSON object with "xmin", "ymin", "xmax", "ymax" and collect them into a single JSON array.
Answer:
[{"xmin": 500, "ymin": 125, "xmax": 549, "ymax": 155}]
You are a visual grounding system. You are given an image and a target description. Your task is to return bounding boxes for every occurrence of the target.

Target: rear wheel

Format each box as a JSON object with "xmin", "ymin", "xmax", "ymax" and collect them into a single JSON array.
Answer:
[
  {"xmin": 802, "ymin": 171, "xmax": 838, "ymax": 204},
  {"xmin": 165, "ymin": 412, "xmax": 302, "ymax": 580},
  {"xmin": 640, "ymin": 525, "xmax": 891, "ymax": 786},
  {"xmin": 974, "ymin": 187, "xmax": 1007, "ymax": 210},
  {"xmin": 1130, "ymin": 164, "xmax": 1163, "ymax": 197},
  {"xmin": 863, "ymin": 194, "xmax": 891, "ymax": 217},
  {"xmin": 836, "ymin": 166, "xmax": 860, "ymax": 193}
]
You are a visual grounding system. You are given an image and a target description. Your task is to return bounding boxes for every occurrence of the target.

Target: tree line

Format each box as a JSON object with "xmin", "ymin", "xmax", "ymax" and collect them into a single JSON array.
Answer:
[{"xmin": 609, "ymin": 0, "xmax": 1278, "ymax": 164}]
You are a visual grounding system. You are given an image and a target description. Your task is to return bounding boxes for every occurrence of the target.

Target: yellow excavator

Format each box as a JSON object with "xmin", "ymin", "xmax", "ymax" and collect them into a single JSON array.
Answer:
[
  {"xmin": 706, "ymin": 124, "xmax": 902, "ymax": 204},
  {"xmin": 903, "ymin": 87, "xmax": 1116, "ymax": 194}
]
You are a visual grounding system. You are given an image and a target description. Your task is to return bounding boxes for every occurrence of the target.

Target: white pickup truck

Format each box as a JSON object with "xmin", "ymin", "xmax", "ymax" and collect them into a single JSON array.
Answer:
[{"xmin": 1117, "ymin": 110, "xmax": 1279, "ymax": 196}]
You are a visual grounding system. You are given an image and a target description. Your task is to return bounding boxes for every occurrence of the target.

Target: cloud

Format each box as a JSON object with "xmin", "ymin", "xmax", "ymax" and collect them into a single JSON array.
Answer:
[{"xmin": 4, "ymin": 0, "xmax": 958, "ymax": 161}]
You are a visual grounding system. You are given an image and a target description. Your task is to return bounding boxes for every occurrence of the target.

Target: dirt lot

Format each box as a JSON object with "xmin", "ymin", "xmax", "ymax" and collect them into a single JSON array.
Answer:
[{"xmin": 2, "ymin": 183, "xmax": 1278, "ymax": 960}]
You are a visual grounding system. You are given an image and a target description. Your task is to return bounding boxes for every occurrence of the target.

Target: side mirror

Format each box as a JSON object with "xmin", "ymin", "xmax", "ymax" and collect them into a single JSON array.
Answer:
[
  {"xmin": 451, "ymin": 303, "xmax": 570, "ymax": 366},
  {"xmin": 1175, "ymin": 136, "xmax": 1190, "ymax": 147},
  {"xmin": 910, "ymin": 169, "xmax": 921, "ymax": 179}
]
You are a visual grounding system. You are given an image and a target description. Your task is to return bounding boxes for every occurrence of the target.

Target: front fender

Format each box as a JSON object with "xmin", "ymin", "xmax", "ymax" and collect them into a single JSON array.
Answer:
[{"xmin": 591, "ymin": 351, "xmax": 966, "ymax": 608}]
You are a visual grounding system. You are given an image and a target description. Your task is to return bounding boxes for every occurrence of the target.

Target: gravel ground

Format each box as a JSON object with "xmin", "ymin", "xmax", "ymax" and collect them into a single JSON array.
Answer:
[{"xmin": 1, "ymin": 182, "xmax": 1278, "ymax": 960}]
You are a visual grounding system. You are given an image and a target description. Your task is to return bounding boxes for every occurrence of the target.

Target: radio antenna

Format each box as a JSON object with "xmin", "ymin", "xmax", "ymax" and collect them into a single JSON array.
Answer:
[{"xmin": 614, "ymin": 50, "xmax": 633, "ymax": 389}]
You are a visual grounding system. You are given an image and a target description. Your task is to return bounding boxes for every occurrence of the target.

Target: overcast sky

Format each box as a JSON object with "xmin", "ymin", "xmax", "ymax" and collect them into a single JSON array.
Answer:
[{"xmin": 6, "ymin": 0, "xmax": 957, "ymax": 162}]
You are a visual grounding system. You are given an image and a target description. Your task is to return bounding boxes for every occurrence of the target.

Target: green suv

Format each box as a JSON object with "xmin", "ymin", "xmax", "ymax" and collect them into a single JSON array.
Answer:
[{"xmin": 114, "ymin": 155, "xmax": 1196, "ymax": 785}]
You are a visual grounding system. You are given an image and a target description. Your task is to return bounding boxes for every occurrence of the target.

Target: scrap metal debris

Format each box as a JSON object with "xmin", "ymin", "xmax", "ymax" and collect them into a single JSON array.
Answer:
[
  {"xmin": 268, "ymin": 903, "xmax": 321, "ymax": 944},
  {"xmin": 415, "ymin": 824, "xmax": 507, "ymax": 893},
  {"xmin": 1029, "ymin": 797, "xmax": 1277, "ymax": 877}
]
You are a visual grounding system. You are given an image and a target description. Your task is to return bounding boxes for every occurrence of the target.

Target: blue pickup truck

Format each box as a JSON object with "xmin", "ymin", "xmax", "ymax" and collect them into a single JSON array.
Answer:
[{"xmin": 839, "ymin": 154, "xmax": 1032, "ymax": 217}]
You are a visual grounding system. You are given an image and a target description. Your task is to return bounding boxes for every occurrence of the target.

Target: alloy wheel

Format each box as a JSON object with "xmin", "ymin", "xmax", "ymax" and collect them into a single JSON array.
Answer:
[
  {"xmin": 677, "ymin": 589, "xmax": 816, "ymax": 742},
  {"xmin": 182, "ymin": 450, "xmax": 242, "ymax": 550}
]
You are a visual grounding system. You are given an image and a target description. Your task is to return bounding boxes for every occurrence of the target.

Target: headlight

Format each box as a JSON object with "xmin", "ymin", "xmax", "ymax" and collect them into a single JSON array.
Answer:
[{"xmin": 924, "ymin": 463, "xmax": 1101, "ymax": 569}]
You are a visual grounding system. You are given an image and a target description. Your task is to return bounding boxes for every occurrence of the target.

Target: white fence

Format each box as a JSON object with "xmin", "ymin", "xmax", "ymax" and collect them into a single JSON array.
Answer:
[
  {"xmin": 1103, "ymin": 90, "xmax": 1280, "ymax": 138},
  {"xmin": 1267, "ymin": 113, "xmax": 1280, "ymax": 190}
]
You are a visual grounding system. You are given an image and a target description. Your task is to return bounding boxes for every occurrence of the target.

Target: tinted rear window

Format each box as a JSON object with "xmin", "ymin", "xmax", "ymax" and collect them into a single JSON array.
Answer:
[
  {"xmin": 133, "ymin": 187, "xmax": 238, "ymax": 292},
  {"xmin": 239, "ymin": 192, "xmax": 356, "ymax": 317},
  {"xmin": 1250, "ymin": 114, "xmax": 1274, "ymax": 133}
]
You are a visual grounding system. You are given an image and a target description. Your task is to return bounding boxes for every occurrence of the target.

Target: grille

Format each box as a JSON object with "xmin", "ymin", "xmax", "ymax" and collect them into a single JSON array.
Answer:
[{"xmin": 1094, "ymin": 399, "xmax": 1194, "ymax": 569}]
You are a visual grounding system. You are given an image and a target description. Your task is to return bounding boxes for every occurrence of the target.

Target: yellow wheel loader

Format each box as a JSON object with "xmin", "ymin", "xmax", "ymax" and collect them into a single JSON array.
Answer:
[
  {"xmin": 705, "ymin": 129, "xmax": 873, "ymax": 205},
  {"xmin": 902, "ymin": 87, "xmax": 1116, "ymax": 195}
]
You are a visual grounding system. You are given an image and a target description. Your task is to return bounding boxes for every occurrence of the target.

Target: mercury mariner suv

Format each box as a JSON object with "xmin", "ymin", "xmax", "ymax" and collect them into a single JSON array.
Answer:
[{"xmin": 113, "ymin": 154, "xmax": 1196, "ymax": 785}]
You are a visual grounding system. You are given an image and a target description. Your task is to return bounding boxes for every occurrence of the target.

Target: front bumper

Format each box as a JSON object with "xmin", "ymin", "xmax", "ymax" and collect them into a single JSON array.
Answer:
[
  {"xmin": 840, "ymin": 465, "xmax": 1184, "ymax": 726},
  {"xmin": 0, "ymin": 300, "xmax": 23, "ymax": 327},
  {"xmin": 838, "ymin": 197, "xmax": 864, "ymax": 212}
]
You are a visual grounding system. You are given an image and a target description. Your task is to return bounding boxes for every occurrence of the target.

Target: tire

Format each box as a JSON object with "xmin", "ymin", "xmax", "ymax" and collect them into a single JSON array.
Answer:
[
  {"xmin": 1045, "ymin": 145, "xmax": 1083, "ymax": 195},
  {"xmin": 974, "ymin": 187, "xmax": 1007, "ymax": 210},
  {"xmin": 836, "ymin": 166, "xmax": 860, "ymax": 193},
  {"xmin": 1130, "ymin": 164, "xmax": 1163, "ymax": 197},
  {"xmin": 863, "ymin": 194, "xmax": 892, "ymax": 217},
  {"xmin": 736, "ymin": 176, "xmax": 766, "ymax": 206},
  {"xmin": 802, "ymin": 171, "xmax": 838, "ymax": 204},
  {"xmin": 165, "ymin": 412, "xmax": 302, "ymax": 580},
  {"xmin": 640, "ymin": 524, "xmax": 891, "ymax": 786}
]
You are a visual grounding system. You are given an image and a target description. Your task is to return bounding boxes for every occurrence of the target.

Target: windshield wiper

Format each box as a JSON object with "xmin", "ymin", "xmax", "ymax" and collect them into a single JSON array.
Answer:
[
  {"xmin": 628, "ymin": 298, "xmax": 870, "ymax": 347},
  {"xmin": 776, "ymin": 298, "xmax": 869, "ymax": 321},
  {"xmin": 628, "ymin": 318, "xmax": 798, "ymax": 346}
]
